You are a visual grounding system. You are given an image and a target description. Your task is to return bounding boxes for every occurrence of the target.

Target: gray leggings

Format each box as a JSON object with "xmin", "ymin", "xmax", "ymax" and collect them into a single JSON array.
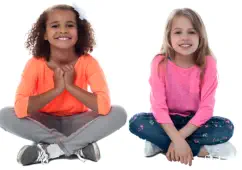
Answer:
[{"xmin": 0, "ymin": 105, "xmax": 127, "ymax": 156}]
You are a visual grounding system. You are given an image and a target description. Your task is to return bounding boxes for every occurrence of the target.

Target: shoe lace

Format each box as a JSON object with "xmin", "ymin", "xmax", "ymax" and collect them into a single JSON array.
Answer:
[
  {"xmin": 36, "ymin": 144, "xmax": 49, "ymax": 164},
  {"xmin": 205, "ymin": 147, "xmax": 221, "ymax": 160},
  {"xmin": 75, "ymin": 149, "xmax": 86, "ymax": 162}
]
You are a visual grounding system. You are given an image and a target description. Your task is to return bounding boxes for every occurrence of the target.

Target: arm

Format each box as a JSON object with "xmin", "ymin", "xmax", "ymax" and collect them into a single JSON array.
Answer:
[
  {"xmin": 14, "ymin": 58, "xmax": 63, "ymax": 118},
  {"xmin": 149, "ymin": 55, "xmax": 183, "ymax": 142},
  {"xmin": 86, "ymin": 57, "xmax": 111, "ymax": 115},
  {"xmin": 180, "ymin": 56, "xmax": 218, "ymax": 137},
  {"xmin": 14, "ymin": 58, "xmax": 38, "ymax": 118},
  {"xmin": 162, "ymin": 124, "xmax": 185, "ymax": 142},
  {"xmin": 179, "ymin": 124, "xmax": 199, "ymax": 139},
  {"xmin": 66, "ymin": 56, "xmax": 111, "ymax": 115},
  {"xmin": 27, "ymin": 88, "xmax": 62, "ymax": 114},
  {"xmin": 66, "ymin": 84, "xmax": 98, "ymax": 112}
]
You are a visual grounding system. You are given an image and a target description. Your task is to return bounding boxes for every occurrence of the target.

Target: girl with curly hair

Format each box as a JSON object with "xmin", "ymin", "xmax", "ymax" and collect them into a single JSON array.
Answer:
[{"xmin": 0, "ymin": 4, "xmax": 127, "ymax": 166}]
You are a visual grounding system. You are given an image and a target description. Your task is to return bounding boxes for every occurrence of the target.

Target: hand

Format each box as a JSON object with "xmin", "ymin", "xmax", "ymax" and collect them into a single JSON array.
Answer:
[
  {"xmin": 53, "ymin": 67, "xmax": 65, "ymax": 93},
  {"xmin": 173, "ymin": 139, "xmax": 193, "ymax": 166},
  {"xmin": 166, "ymin": 142, "xmax": 180, "ymax": 162},
  {"xmin": 62, "ymin": 64, "xmax": 75, "ymax": 88}
]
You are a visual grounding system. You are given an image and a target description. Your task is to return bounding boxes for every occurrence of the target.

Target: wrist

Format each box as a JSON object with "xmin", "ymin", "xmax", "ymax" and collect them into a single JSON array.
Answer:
[
  {"xmin": 179, "ymin": 129, "xmax": 188, "ymax": 139},
  {"xmin": 53, "ymin": 87, "xmax": 64, "ymax": 95},
  {"xmin": 66, "ymin": 84, "xmax": 75, "ymax": 91},
  {"xmin": 173, "ymin": 134, "xmax": 185, "ymax": 144}
]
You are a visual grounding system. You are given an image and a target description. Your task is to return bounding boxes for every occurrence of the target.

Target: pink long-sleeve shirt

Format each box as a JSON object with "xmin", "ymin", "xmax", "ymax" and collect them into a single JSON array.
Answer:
[{"xmin": 149, "ymin": 54, "xmax": 218, "ymax": 127}]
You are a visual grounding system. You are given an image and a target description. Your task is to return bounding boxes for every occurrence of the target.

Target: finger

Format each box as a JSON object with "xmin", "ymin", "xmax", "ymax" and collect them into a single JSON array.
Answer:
[
  {"xmin": 180, "ymin": 156, "xmax": 185, "ymax": 164},
  {"xmin": 68, "ymin": 64, "xmax": 74, "ymax": 70},
  {"xmin": 190, "ymin": 152, "xmax": 193, "ymax": 165},
  {"xmin": 58, "ymin": 68, "xmax": 65, "ymax": 77},
  {"xmin": 55, "ymin": 67, "xmax": 61, "ymax": 74},
  {"xmin": 56, "ymin": 67, "xmax": 61, "ymax": 71},
  {"xmin": 58, "ymin": 67, "xmax": 64, "ymax": 74},
  {"xmin": 65, "ymin": 65, "xmax": 70, "ymax": 71},
  {"xmin": 175, "ymin": 152, "xmax": 180, "ymax": 162},
  {"xmin": 166, "ymin": 151, "xmax": 171, "ymax": 162},
  {"xmin": 189, "ymin": 155, "xmax": 192, "ymax": 166},
  {"xmin": 61, "ymin": 66, "xmax": 68, "ymax": 72},
  {"xmin": 171, "ymin": 150, "xmax": 176, "ymax": 161},
  {"xmin": 184, "ymin": 155, "xmax": 188, "ymax": 165},
  {"xmin": 68, "ymin": 65, "xmax": 75, "ymax": 73},
  {"xmin": 65, "ymin": 65, "xmax": 72, "ymax": 71},
  {"xmin": 55, "ymin": 66, "xmax": 61, "ymax": 72},
  {"xmin": 187, "ymin": 154, "xmax": 192, "ymax": 166},
  {"xmin": 60, "ymin": 69, "xmax": 64, "ymax": 76},
  {"xmin": 166, "ymin": 152, "xmax": 170, "ymax": 161}
]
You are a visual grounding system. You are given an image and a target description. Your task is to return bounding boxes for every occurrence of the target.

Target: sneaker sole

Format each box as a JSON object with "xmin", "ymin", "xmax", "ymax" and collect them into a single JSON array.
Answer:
[
  {"xmin": 92, "ymin": 142, "xmax": 100, "ymax": 162},
  {"xmin": 145, "ymin": 151, "xmax": 163, "ymax": 158},
  {"xmin": 17, "ymin": 145, "xmax": 39, "ymax": 165}
]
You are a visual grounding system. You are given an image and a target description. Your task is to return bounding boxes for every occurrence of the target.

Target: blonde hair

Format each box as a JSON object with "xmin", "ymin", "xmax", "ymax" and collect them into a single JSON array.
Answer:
[{"xmin": 158, "ymin": 8, "xmax": 214, "ymax": 86}]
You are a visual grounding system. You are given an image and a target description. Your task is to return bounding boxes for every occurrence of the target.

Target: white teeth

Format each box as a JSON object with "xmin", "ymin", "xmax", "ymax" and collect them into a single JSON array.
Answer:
[
  {"xmin": 58, "ymin": 37, "xmax": 69, "ymax": 40},
  {"xmin": 180, "ymin": 44, "xmax": 191, "ymax": 47}
]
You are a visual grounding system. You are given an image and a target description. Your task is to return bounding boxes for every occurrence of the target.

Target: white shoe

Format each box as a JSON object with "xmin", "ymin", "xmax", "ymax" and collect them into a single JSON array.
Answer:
[
  {"xmin": 204, "ymin": 142, "xmax": 236, "ymax": 160},
  {"xmin": 144, "ymin": 140, "xmax": 162, "ymax": 157}
]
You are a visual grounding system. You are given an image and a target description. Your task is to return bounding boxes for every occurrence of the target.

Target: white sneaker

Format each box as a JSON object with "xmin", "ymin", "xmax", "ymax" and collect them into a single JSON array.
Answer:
[
  {"xmin": 204, "ymin": 142, "xmax": 236, "ymax": 160},
  {"xmin": 144, "ymin": 140, "xmax": 162, "ymax": 157}
]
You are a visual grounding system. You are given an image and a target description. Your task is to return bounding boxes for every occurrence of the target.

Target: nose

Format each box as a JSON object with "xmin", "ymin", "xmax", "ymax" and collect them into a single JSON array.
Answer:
[
  {"xmin": 60, "ymin": 25, "xmax": 68, "ymax": 34},
  {"xmin": 180, "ymin": 33, "xmax": 189, "ymax": 40}
]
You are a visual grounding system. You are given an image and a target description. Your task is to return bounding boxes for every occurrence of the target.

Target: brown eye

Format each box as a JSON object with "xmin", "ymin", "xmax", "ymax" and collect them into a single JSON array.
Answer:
[
  {"xmin": 51, "ymin": 25, "xmax": 58, "ymax": 28},
  {"xmin": 174, "ymin": 31, "xmax": 181, "ymax": 34},
  {"xmin": 189, "ymin": 31, "xmax": 196, "ymax": 34}
]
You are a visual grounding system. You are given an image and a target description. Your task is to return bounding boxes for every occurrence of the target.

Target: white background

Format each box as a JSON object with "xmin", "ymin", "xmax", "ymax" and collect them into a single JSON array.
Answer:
[{"xmin": 0, "ymin": 0, "xmax": 241, "ymax": 169}]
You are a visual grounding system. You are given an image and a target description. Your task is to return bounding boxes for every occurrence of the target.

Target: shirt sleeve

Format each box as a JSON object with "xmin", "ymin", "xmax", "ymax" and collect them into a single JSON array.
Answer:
[
  {"xmin": 149, "ymin": 55, "xmax": 173, "ymax": 124},
  {"xmin": 14, "ymin": 58, "xmax": 38, "ymax": 118},
  {"xmin": 86, "ymin": 56, "xmax": 111, "ymax": 115},
  {"xmin": 189, "ymin": 56, "xmax": 218, "ymax": 127}
]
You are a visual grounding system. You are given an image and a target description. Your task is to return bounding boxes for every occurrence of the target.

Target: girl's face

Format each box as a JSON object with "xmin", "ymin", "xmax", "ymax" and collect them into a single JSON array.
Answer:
[
  {"xmin": 170, "ymin": 16, "xmax": 199, "ymax": 58},
  {"xmin": 44, "ymin": 9, "xmax": 78, "ymax": 51}
]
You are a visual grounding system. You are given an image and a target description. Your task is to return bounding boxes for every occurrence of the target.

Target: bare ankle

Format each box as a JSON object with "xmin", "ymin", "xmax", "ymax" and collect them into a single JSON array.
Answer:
[{"xmin": 198, "ymin": 146, "xmax": 209, "ymax": 157}]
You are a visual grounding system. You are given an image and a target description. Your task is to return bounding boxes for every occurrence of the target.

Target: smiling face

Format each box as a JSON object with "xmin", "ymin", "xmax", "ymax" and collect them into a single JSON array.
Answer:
[
  {"xmin": 170, "ymin": 16, "xmax": 199, "ymax": 58},
  {"xmin": 44, "ymin": 9, "xmax": 78, "ymax": 51}
]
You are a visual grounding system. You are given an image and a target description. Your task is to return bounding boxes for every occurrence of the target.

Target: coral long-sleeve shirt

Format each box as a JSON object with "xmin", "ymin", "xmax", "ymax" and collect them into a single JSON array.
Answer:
[
  {"xmin": 149, "ymin": 55, "xmax": 218, "ymax": 127},
  {"xmin": 14, "ymin": 54, "xmax": 111, "ymax": 118}
]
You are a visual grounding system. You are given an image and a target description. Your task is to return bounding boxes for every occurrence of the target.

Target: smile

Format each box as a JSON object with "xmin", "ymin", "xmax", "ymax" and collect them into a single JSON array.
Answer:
[
  {"xmin": 55, "ymin": 37, "xmax": 71, "ymax": 40},
  {"xmin": 179, "ymin": 44, "xmax": 192, "ymax": 48}
]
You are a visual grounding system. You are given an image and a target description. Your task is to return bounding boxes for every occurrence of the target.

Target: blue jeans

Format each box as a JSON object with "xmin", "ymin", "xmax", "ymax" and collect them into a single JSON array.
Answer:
[{"xmin": 129, "ymin": 112, "xmax": 234, "ymax": 156}]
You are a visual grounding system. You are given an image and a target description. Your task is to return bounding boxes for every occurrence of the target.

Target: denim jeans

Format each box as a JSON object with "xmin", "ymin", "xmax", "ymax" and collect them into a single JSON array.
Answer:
[{"xmin": 129, "ymin": 112, "xmax": 234, "ymax": 156}]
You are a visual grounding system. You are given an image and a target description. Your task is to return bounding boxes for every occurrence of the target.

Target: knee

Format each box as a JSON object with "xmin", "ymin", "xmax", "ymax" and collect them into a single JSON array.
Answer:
[
  {"xmin": 128, "ymin": 113, "xmax": 147, "ymax": 136},
  {"xmin": 215, "ymin": 117, "xmax": 235, "ymax": 141},
  {"xmin": 108, "ymin": 105, "xmax": 127, "ymax": 127},
  {"xmin": 224, "ymin": 118, "xmax": 234, "ymax": 139},
  {"xmin": 0, "ymin": 106, "xmax": 16, "ymax": 128}
]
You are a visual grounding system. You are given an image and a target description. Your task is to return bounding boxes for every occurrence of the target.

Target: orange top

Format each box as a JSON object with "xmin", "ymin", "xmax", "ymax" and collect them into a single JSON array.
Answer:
[{"xmin": 14, "ymin": 54, "xmax": 111, "ymax": 118}]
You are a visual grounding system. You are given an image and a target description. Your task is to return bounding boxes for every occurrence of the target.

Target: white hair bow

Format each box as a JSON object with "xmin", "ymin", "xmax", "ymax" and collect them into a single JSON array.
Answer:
[{"xmin": 72, "ymin": 3, "xmax": 87, "ymax": 20}]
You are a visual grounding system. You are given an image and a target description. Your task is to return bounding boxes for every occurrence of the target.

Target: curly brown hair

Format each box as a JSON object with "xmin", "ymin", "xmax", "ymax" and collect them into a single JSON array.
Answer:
[{"xmin": 25, "ymin": 4, "xmax": 96, "ymax": 61}]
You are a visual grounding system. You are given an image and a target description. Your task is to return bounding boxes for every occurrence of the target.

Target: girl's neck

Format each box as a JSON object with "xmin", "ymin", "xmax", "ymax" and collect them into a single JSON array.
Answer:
[
  {"xmin": 172, "ymin": 53, "xmax": 195, "ymax": 68},
  {"xmin": 49, "ymin": 48, "xmax": 78, "ymax": 65}
]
